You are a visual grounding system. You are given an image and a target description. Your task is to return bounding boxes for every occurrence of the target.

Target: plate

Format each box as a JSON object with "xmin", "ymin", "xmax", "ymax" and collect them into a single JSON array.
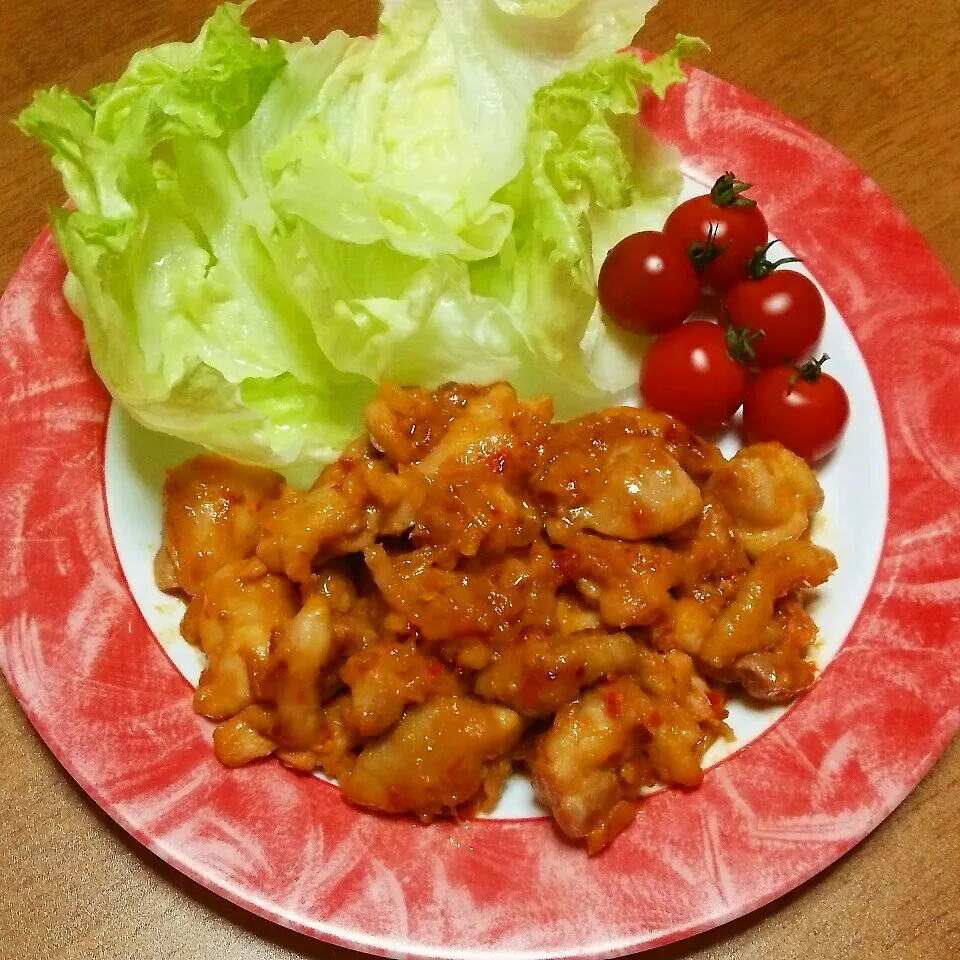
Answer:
[{"xmin": 1, "ymin": 64, "xmax": 959, "ymax": 960}]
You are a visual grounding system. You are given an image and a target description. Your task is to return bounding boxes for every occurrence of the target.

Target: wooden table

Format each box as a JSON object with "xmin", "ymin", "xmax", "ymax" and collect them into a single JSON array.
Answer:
[{"xmin": 1, "ymin": 1, "xmax": 958, "ymax": 957}]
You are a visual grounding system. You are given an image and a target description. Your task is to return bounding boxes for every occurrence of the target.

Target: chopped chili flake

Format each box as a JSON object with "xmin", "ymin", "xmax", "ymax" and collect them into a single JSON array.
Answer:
[
  {"xmin": 604, "ymin": 688, "xmax": 624, "ymax": 717},
  {"xmin": 706, "ymin": 689, "xmax": 727, "ymax": 720}
]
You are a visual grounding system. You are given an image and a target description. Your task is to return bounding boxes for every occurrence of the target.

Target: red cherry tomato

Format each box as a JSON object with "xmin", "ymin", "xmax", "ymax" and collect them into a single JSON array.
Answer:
[
  {"xmin": 597, "ymin": 231, "xmax": 700, "ymax": 335},
  {"xmin": 723, "ymin": 266, "xmax": 825, "ymax": 368},
  {"xmin": 664, "ymin": 171, "xmax": 769, "ymax": 293},
  {"xmin": 640, "ymin": 320, "xmax": 750, "ymax": 433},
  {"xmin": 742, "ymin": 356, "xmax": 850, "ymax": 461}
]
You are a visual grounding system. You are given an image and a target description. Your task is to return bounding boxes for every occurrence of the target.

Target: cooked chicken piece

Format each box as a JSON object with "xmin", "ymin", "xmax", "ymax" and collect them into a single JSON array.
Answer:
[
  {"xmin": 264, "ymin": 592, "xmax": 337, "ymax": 751},
  {"xmin": 651, "ymin": 596, "xmax": 715, "ymax": 657},
  {"xmin": 405, "ymin": 384, "xmax": 550, "ymax": 556},
  {"xmin": 312, "ymin": 695, "xmax": 360, "ymax": 780},
  {"xmin": 157, "ymin": 455, "xmax": 283, "ymax": 596},
  {"xmin": 697, "ymin": 540, "xmax": 836, "ymax": 670},
  {"xmin": 213, "ymin": 705, "xmax": 277, "ymax": 767},
  {"xmin": 651, "ymin": 498, "xmax": 752, "ymax": 658},
  {"xmin": 624, "ymin": 408, "xmax": 726, "ymax": 481},
  {"xmin": 532, "ymin": 652, "xmax": 725, "ymax": 852},
  {"xmin": 264, "ymin": 693, "xmax": 364, "ymax": 777},
  {"xmin": 474, "ymin": 629, "xmax": 641, "ymax": 717},
  {"xmin": 585, "ymin": 439, "xmax": 702, "ymax": 539},
  {"xmin": 633, "ymin": 646, "xmax": 719, "ymax": 721},
  {"xmin": 709, "ymin": 443, "xmax": 824, "ymax": 558},
  {"xmin": 301, "ymin": 560, "xmax": 360, "ymax": 612},
  {"xmin": 555, "ymin": 592, "xmax": 602, "ymax": 634},
  {"xmin": 530, "ymin": 678, "xmax": 658, "ymax": 853},
  {"xmin": 340, "ymin": 641, "xmax": 462, "ymax": 737},
  {"xmin": 461, "ymin": 756, "xmax": 516, "ymax": 817},
  {"xmin": 647, "ymin": 702, "xmax": 713, "ymax": 787},
  {"xmin": 668, "ymin": 498, "xmax": 750, "ymax": 587},
  {"xmin": 461, "ymin": 380, "xmax": 552, "ymax": 425},
  {"xmin": 257, "ymin": 441, "xmax": 426, "ymax": 581},
  {"xmin": 189, "ymin": 558, "xmax": 298, "ymax": 720},
  {"xmin": 364, "ymin": 462, "xmax": 428, "ymax": 536},
  {"xmin": 413, "ymin": 475, "xmax": 543, "ymax": 557},
  {"xmin": 330, "ymin": 594, "xmax": 386, "ymax": 660},
  {"xmin": 300, "ymin": 562, "xmax": 387, "ymax": 659},
  {"xmin": 255, "ymin": 473, "xmax": 368, "ymax": 583},
  {"xmin": 554, "ymin": 532, "xmax": 682, "ymax": 628},
  {"xmin": 365, "ymin": 381, "xmax": 552, "ymax": 469},
  {"xmin": 365, "ymin": 538, "xmax": 560, "ymax": 647},
  {"xmin": 418, "ymin": 387, "xmax": 525, "ymax": 478},
  {"xmin": 538, "ymin": 407, "xmax": 723, "ymax": 488},
  {"xmin": 364, "ymin": 382, "xmax": 481, "ymax": 465},
  {"xmin": 338, "ymin": 696, "xmax": 523, "ymax": 818},
  {"xmin": 535, "ymin": 435, "xmax": 702, "ymax": 540},
  {"xmin": 730, "ymin": 596, "xmax": 819, "ymax": 702}
]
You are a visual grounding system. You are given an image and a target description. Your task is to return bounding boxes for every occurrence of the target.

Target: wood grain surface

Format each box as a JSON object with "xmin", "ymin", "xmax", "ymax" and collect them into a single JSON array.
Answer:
[{"xmin": 1, "ymin": 2, "xmax": 958, "ymax": 958}]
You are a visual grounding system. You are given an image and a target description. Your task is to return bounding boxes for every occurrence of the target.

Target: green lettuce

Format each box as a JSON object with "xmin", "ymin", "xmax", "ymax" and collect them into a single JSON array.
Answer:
[{"xmin": 18, "ymin": 0, "xmax": 702, "ymax": 470}]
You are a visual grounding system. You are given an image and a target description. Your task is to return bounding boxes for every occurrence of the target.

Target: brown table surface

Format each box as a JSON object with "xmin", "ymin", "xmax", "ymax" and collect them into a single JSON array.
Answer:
[{"xmin": 1, "ymin": 1, "xmax": 958, "ymax": 958}]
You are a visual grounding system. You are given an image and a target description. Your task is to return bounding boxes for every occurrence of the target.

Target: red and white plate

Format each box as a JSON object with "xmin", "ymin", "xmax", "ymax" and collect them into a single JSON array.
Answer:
[{"xmin": 1, "ymin": 65, "xmax": 958, "ymax": 960}]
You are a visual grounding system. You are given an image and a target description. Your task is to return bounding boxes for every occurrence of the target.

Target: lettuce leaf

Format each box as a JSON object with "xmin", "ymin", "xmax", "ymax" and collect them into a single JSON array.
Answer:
[{"xmin": 18, "ymin": 0, "xmax": 701, "ymax": 470}]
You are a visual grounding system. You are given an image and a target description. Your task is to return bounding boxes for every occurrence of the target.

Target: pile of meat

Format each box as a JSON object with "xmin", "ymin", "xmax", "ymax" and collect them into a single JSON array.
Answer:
[{"xmin": 156, "ymin": 382, "xmax": 836, "ymax": 852}]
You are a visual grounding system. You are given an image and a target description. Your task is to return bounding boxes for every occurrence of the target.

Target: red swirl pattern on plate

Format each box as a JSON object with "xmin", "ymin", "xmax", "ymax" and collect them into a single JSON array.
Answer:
[{"xmin": 1, "ymin": 67, "xmax": 958, "ymax": 959}]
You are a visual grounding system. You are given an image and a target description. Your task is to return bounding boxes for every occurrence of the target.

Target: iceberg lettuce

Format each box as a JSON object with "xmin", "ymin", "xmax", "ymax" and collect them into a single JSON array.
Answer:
[{"xmin": 18, "ymin": 0, "xmax": 702, "ymax": 469}]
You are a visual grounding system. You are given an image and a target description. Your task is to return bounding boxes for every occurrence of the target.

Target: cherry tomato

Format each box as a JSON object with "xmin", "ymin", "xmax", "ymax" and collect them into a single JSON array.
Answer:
[
  {"xmin": 723, "ymin": 254, "xmax": 825, "ymax": 368},
  {"xmin": 640, "ymin": 320, "xmax": 751, "ymax": 433},
  {"xmin": 742, "ymin": 356, "xmax": 850, "ymax": 461},
  {"xmin": 664, "ymin": 171, "xmax": 769, "ymax": 293},
  {"xmin": 597, "ymin": 231, "xmax": 700, "ymax": 335}
]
